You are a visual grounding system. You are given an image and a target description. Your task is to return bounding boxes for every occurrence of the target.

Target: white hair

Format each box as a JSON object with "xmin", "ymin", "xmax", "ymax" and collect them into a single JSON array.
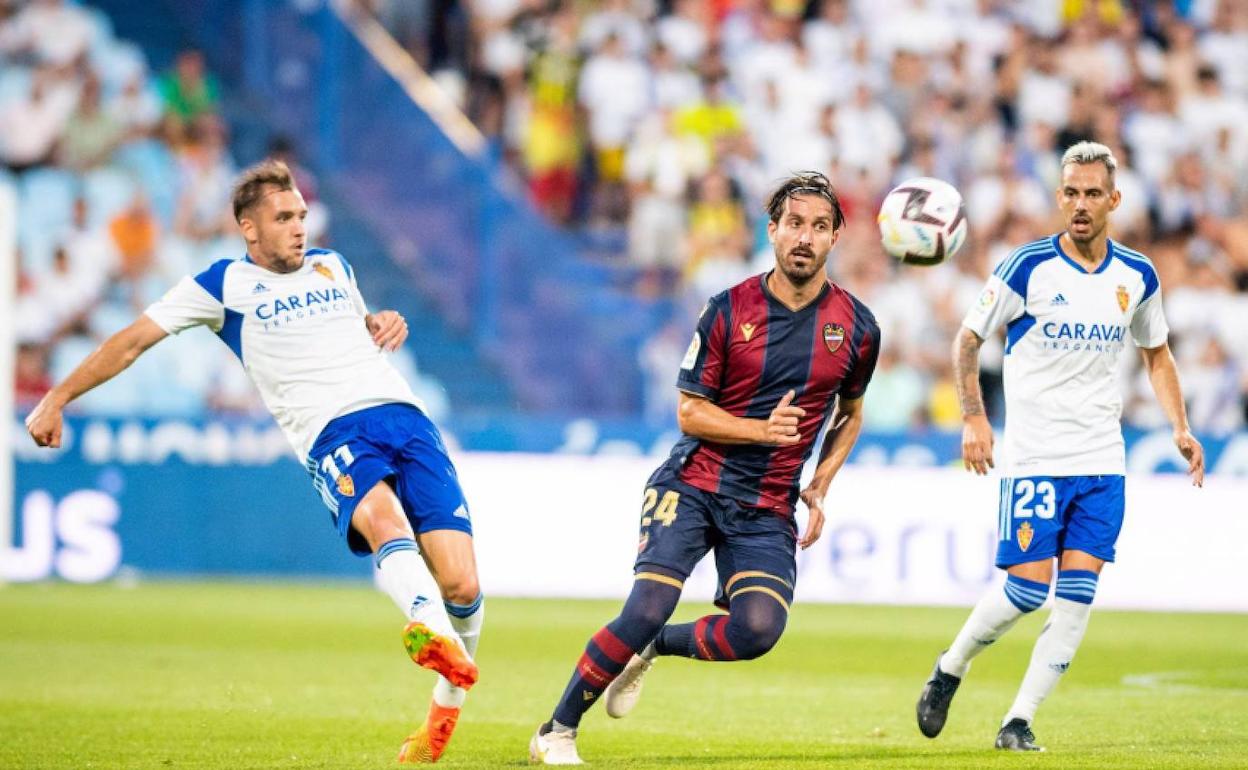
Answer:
[{"xmin": 1061, "ymin": 141, "xmax": 1117, "ymax": 187}]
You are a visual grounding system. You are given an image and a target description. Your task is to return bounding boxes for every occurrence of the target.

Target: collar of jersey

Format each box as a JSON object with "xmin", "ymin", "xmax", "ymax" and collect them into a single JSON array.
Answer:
[
  {"xmin": 759, "ymin": 271, "xmax": 831, "ymax": 314},
  {"xmin": 1051, "ymin": 233, "xmax": 1113, "ymax": 275}
]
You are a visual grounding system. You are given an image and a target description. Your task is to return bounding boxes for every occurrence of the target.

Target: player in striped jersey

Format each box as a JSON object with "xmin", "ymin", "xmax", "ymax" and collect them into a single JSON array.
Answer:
[
  {"xmin": 531, "ymin": 172, "xmax": 880, "ymax": 764},
  {"xmin": 916, "ymin": 142, "xmax": 1205, "ymax": 751}
]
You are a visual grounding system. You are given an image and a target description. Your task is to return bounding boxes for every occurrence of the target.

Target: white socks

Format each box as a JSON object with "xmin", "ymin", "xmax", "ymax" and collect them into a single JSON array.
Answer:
[
  {"xmin": 374, "ymin": 538, "xmax": 456, "ymax": 639},
  {"xmin": 434, "ymin": 595, "xmax": 485, "ymax": 708},
  {"xmin": 1006, "ymin": 596, "xmax": 1092, "ymax": 724},
  {"xmin": 940, "ymin": 578, "xmax": 1038, "ymax": 678},
  {"xmin": 374, "ymin": 539, "xmax": 486, "ymax": 710}
]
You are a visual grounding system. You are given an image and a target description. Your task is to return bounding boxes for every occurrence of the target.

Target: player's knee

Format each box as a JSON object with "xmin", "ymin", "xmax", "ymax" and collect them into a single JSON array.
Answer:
[
  {"xmin": 627, "ymin": 595, "xmax": 675, "ymax": 634},
  {"xmin": 438, "ymin": 574, "xmax": 480, "ymax": 606},
  {"xmin": 620, "ymin": 579, "xmax": 679, "ymax": 634},
  {"xmin": 729, "ymin": 608, "xmax": 787, "ymax": 660}
]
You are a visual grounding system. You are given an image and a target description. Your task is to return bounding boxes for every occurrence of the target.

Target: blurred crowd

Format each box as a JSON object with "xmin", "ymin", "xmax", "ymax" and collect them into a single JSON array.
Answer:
[
  {"xmin": 1, "ymin": 0, "xmax": 463, "ymax": 420},
  {"xmin": 6, "ymin": 0, "xmax": 1248, "ymax": 437},
  {"xmin": 376, "ymin": 0, "xmax": 1248, "ymax": 434}
]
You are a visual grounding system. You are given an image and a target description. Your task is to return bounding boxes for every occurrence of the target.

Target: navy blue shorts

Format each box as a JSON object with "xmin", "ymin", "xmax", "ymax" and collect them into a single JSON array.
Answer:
[
  {"xmin": 996, "ymin": 475, "xmax": 1125, "ymax": 567},
  {"xmin": 634, "ymin": 467, "xmax": 797, "ymax": 609},
  {"xmin": 306, "ymin": 403, "xmax": 471, "ymax": 556}
]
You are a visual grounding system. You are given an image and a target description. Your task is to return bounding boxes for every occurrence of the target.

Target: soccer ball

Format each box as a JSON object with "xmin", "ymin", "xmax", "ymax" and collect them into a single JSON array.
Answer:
[{"xmin": 877, "ymin": 177, "xmax": 968, "ymax": 266}]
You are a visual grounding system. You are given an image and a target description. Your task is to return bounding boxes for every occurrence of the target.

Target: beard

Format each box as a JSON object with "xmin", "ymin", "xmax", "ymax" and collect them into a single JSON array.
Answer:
[
  {"xmin": 262, "ymin": 242, "xmax": 305, "ymax": 273},
  {"xmin": 776, "ymin": 247, "xmax": 824, "ymax": 285}
]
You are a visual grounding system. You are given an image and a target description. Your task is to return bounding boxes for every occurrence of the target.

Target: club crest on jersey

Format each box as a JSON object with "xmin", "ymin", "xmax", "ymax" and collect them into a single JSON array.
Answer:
[
  {"xmin": 1116, "ymin": 285, "xmax": 1129, "ymax": 313},
  {"xmin": 312, "ymin": 262, "xmax": 335, "ymax": 281},
  {"xmin": 741, "ymin": 322, "xmax": 756, "ymax": 341},
  {"xmin": 823, "ymin": 323, "xmax": 845, "ymax": 353},
  {"xmin": 1017, "ymin": 521, "xmax": 1034, "ymax": 551},
  {"xmin": 336, "ymin": 473, "xmax": 355, "ymax": 497}
]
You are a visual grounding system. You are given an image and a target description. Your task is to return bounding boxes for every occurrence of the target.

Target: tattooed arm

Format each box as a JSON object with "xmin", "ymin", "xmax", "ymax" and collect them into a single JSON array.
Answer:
[{"xmin": 953, "ymin": 326, "xmax": 994, "ymax": 474}]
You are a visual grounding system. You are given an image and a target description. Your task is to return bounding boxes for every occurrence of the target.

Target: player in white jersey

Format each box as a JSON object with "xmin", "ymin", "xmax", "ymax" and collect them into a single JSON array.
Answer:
[
  {"xmin": 25, "ymin": 160, "xmax": 484, "ymax": 763},
  {"xmin": 915, "ymin": 142, "xmax": 1205, "ymax": 751}
]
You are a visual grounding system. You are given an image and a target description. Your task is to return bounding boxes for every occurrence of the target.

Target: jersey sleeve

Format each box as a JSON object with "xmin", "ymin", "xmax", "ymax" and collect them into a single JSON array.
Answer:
[
  {"xmin": 1130, "ymin": 286, "xmax": 1168, "ymax": 348},
  {"xmin": 839, "ymin": 307, "xmax": 881, "ymax": 400},
  {"xmin": 676, "ymin": 297, "xmax": 729, "ymax": 401},
  {"xmin": 143, "ymin": 272, "xmax": 226, "ymax": 334},
  {"xmin": 962, "ymin": 274, "xmax": 1025, "ymax": 339}
]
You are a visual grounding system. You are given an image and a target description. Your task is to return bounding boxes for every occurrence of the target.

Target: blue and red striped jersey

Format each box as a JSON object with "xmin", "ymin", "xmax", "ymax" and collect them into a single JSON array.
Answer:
[{"xmin": 667, "ymin": 273, "xmax": 881, "ymax": 515}]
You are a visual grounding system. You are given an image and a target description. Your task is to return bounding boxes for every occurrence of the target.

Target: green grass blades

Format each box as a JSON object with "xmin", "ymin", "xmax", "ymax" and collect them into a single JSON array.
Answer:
[{"xmin": 1, "ymin": 583, "xmax": 1245, "ymax": 769}]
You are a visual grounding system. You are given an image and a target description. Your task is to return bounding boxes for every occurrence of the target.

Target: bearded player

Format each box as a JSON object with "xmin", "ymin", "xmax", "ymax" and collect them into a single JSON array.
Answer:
[{"xmin": 530, "ymin": 172, "xmax": 881, "ymax": 764}]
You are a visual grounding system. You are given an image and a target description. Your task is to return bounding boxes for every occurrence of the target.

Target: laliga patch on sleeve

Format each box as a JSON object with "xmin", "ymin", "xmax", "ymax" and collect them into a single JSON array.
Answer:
[
  {"xmin": 680, "ymin": 333, "xmax": 701, "ymax": 370},
  {"xmin": 976, "ymin": 287, "xmax": 996, "ymax": 310}
]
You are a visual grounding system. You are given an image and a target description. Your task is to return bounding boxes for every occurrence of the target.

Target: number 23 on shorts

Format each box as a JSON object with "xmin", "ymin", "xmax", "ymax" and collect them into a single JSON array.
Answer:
[{"xmin": 1000, "ymin": 477, "xmax": 1056, "ymax": 549}]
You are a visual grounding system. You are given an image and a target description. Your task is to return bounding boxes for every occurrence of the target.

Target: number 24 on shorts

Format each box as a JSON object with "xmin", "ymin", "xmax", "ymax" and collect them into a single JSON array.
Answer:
[{"xmin": 641, "ymin": 487, "xmax": 680, "ymax": 527}]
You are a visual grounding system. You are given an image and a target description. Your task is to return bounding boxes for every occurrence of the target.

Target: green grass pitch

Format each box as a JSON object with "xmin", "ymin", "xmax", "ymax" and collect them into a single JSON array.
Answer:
[{"xmin": 2, "ymin": 582, "xmax": 1245, "ymax": 769}]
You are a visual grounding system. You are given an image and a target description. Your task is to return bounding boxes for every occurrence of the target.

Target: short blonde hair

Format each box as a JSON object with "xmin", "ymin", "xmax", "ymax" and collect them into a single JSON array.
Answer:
[{"xmin": 1061, "ymin": 141, "xmax": 1117, "ymax": 188}]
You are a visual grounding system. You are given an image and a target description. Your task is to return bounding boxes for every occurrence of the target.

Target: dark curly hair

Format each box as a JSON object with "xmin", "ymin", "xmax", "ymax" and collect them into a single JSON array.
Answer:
[{"xmin": 764, "ymin": 171, "xmax": 845, "ymax": 230}]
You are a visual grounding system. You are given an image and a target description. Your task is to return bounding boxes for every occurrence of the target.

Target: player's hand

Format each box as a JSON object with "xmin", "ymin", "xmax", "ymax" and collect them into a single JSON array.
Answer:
[
  {"xmin": 25, "ymin": 392, "xmax": 66, "ymax": 448},
  {"xmin": 798, "ymin": 486, "xmax": 826, "ymax": 549},
  {"xmin": 763, "ymin": 390, "xmax": 805, "ymax": 446},
  {"xmin": 1174, "ymin": 429, "xmax": 1204, "ymax": 487},
  {"xmin": 961, "ymin": 413, "xmax": 994, "ymax": 475},
  {"xmin": 366, "ymin": 310, "xmax": 408, "ymax": 352}
]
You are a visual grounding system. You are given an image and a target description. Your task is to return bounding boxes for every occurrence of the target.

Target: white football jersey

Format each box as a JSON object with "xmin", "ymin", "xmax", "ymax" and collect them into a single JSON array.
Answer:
[
  {"xmin": 963, "ymin": 235, "xmax": 1168, "ymax": 476},
  {"xmin": 144, "ymin": 248, "xmax": 425, "ymax": 460}
]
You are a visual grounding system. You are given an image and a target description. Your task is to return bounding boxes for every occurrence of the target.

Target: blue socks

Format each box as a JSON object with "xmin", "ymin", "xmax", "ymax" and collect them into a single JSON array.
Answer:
[
  {"xmin": 1055, "ymin": 569, "xmax": 1099, "ymax": 604},
  {"xmin": 1004, "ymin": 574, "xmax": 1050, "ymax": 612}
]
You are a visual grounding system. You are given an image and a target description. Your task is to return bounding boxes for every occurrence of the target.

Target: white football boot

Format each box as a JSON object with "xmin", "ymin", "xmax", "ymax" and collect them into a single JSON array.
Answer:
[
  {"xmin": 604, "ymin": 654, "xmax": 653, "ymax": 718},
  {"xmin": 529, "ymin": 724, "xmax": 583, "ymax": 765}
]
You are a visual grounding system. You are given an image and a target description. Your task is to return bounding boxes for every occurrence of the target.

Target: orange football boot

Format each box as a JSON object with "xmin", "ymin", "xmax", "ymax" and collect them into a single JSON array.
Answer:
[
  {"xmin": 397, "ymin": 701, "xmax": 461, "ymax": 763},
  {"xmin": 401, "ymin": 621, "xmax": 479, "ymax": 690}
]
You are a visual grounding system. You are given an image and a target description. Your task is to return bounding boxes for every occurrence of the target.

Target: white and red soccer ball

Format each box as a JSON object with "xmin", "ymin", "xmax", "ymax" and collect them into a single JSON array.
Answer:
[{"xmin": 877, "ymin": 177, "xmax": 968, "ymax": 266}]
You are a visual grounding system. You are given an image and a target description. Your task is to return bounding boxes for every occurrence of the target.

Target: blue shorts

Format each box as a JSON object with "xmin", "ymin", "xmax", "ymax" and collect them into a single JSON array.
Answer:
[
  {"xmin": 634, "ymin": 467, "xmax": 797, "ymax": 610},
  {"xmin": 306, "ymin": 403, "xmax": 471, "ymax": 556},
  {"xmin": 996, "ymin": 475, "xmax": 1125, "ymax": 567}
]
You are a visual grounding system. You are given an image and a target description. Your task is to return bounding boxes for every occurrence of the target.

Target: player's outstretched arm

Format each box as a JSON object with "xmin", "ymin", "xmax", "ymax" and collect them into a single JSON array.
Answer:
[
  {"xmin": 953, "ymin": 326, "xmax": 994, "ymax": 475},
  {"xmin": 1140, "ymin": 342, "xmax": 1204, "ymax": 487},
  {"xmin": 676, "ymin": 390, "xmax": 804, "ymax": 446},
  {"xmin": 798, "ymin": 394, "xmax": 866, "ymax": 549},
  {"xmin": 25, "ymin": 316, "xmax": 169, "ymax": 448}
]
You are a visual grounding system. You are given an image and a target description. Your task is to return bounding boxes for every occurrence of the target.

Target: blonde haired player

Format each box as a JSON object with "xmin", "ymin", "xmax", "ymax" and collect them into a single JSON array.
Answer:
[
  {"xmin": 915, "ymin": 142, "xmax": 1204, "ymax": 751},
  {"xmin": 25, "ymin": 160, "xmax": 484, "ymax": 763}
]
